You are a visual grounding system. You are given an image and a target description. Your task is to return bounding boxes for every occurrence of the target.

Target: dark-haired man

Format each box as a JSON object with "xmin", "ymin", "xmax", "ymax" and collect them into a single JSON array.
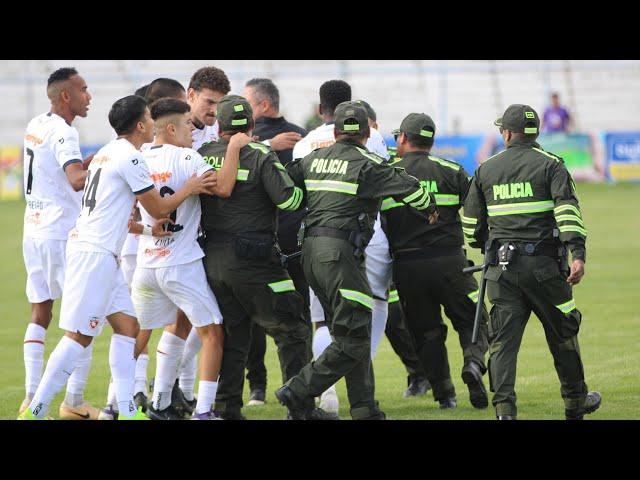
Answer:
[
  {"xmin": 276, "ymin": 101, "xmax": 437, "ymax": 420},
  {"xmin": 19, "ymin": 95, "xmax": 216, "ymax": 420},
  {"xmin": 198, "ymin": 95, "xmax": 315, "ymax": 420},
  {"xmin": 130, "ymin": 98, "xmax": 246, "ymax": 420},
  {"xmin": 19, "ymin": 67, "xmax": 100, "ymax": 420},
  {"xmin": 382, "ymin": 113, "xmax": 489, "ymax": 409},
  {"xmin": 242, "ymin": 77, "xmax": 309, "ymax": 405}
]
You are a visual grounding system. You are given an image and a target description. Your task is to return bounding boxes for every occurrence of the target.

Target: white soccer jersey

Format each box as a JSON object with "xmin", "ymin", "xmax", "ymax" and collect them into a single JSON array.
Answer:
[
  {"xmin": 137, "ymin": 144, "xmax": 212, "ymax": 268},
  {"xmin": 23, "ymin": 112, "xmax": 84, "ymax": 240},
  {"xmin": 292, "ymin": 123, "xmax": 390, "ymax": 161},
  {"xmin": 191, "ymin": 122, "xmax": 219, "ymax": 151},
  {"xmin": 71, "ymin": 138, "xmax": 154, "ymax": 255}
]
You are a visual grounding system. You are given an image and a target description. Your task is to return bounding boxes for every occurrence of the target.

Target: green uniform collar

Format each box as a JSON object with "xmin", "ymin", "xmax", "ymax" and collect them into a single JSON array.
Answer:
[
  {"xmin": 399, "ymin": 150, "xmax": 429, "ymax": 161},
  {"xmin": 507, "ymin": 138, "xmax": 539, "ymax": 149}
]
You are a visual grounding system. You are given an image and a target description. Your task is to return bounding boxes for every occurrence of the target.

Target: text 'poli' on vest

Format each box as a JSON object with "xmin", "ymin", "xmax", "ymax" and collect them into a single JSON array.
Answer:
[
  {"xmin": 493, "ymin": 182, "xmax": 534, "ymax": 200},
  {"xmin": 310, "ymin": 158, "xmax": 349, "ymax": 175}
]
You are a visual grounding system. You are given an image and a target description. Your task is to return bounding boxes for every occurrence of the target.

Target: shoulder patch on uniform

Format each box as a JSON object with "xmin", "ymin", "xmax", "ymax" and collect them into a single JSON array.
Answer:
[
  {"xmin": 247, "ymin": 142, "xmax": 271, "ymax": 154},
  {"xmin": 427, "ymin": 155, "xmax": 461, "ymax": 171},
  {"xmin": 355, "ymin": 146, "xmax": 384, "ymax": 164}
]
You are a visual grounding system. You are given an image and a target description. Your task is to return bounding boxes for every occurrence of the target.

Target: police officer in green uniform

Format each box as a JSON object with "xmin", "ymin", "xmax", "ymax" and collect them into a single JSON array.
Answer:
[
  {"xmin": 381, "ymin": 113, "xmax": 489, "ymax": 409},
  {"xmin": 275, "ymin": 101, "xmax": 436, "ymax": 420},
  {"xmin": 198, "ymin": 95, "xmax": 312, "ymax": 420},
  {"xmin": 463, "ymin": 104, "xmax": 601, "ymax": 420}
]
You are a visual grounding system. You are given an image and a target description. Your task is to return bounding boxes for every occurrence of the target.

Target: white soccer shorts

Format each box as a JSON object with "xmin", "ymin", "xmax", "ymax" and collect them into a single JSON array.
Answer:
[
  {"xmin": 120, "ymin": 254, "xmax": 137, "ymax": 288},
  {"xmin": 131, "ymin": 259, "xmax": 223, "ymax": 330},
  {"xmin": 23, "ymin": 237, "xmax": 67, "ymax": 304},
  {"xmin": 59, "ymin": 249, "xmax": 135, "ymax": 337}
]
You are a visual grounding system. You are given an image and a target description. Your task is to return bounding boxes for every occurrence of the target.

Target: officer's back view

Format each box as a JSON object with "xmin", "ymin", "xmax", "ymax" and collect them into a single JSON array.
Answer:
[
  {"xmin": 198, "ymin": 95, "xmax": 312, "ymax": 420},
  {"xmin": 276, "ymin": 102, "xmax": 436, "ymax": 420},
  {"xmin": 382, "ymin": 113, "xmax": 489, "ymax": 410},
  {"xmin": 463, "ymin": 104, "xmax": 601, "ymax": 420}
]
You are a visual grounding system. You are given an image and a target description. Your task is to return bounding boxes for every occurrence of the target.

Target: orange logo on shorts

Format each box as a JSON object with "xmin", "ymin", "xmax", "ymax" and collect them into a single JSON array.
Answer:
[{"xmin": 89, "ymin": 317, "xmax": 100, "ymax": 329}]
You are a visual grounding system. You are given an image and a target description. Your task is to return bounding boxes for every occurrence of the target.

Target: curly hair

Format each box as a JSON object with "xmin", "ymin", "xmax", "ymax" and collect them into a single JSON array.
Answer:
[
  {"xmin": 319, "ymin": 80, "xmax": 351, "ymax": 116},
  {"xmin": 188, "ymin": 66, "xmax": 230, "ymax": 94}
]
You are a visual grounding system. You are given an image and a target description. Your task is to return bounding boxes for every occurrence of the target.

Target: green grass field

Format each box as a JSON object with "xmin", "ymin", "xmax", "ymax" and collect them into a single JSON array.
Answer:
[{"xmin": 1, "ymin": 183, "xmax": 639, "ymax": 420}]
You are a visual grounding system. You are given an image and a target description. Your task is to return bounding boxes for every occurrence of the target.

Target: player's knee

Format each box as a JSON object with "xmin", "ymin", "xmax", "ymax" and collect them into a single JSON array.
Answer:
[
  {"xmin": 31, "ymin": 302, "xmax": 53, "ymax": 328},
  {"xmin": 174, "ymin": 310, "xmax": 192, "ymax": 338},
  {"xmin": 198, "ymin": 324, "xmax": 224, "ymax": 346}
]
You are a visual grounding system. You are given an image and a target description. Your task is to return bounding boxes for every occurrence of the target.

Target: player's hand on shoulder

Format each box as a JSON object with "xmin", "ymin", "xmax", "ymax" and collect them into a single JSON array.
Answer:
[{"xmin": 186, "ymin": 171, "xmax": 218, "ymax": 195}]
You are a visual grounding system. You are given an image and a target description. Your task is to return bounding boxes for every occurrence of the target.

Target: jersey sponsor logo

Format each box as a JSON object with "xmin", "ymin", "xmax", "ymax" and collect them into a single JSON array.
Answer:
[
  {"xmin": 144, "ymin": 247, "xmax": 171, "ymax": 257},
  {"xmin": 492, "ymin": 182, "xmax": 534, "ymax": 200},
  {"xmin": 91, "ymin": 155, "xmax": 111, "ymax": 165},
  {"xmin": 309, "ymin": 158, "xmax": 348, "ymax": 175},
  {"xmin": 25, "ymin": 212, "xmax": 42, "ymax": 225},
  {"xmin": 24, "ymin": 134, "xmax": 44, "ymax": 145},
  {"xmin": 150, "ymin": 171, "xmax": 173, "ymax": 183}
]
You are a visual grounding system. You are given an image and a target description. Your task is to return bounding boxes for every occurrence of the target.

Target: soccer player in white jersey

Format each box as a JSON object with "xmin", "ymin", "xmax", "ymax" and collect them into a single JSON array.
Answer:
[
  {"xmin": 18, "ymin": 95, "xmax": 216, "ymax": 420},
  {"xmin": 19, "ymin": 67, "xmax": 102, "ymax": 420},
  {"xmin": 292, "ymin": 81, "xmax": 392, "ymax": 416},
  {"xmin": 130, "ymin": 98, "xmax": 247, "ymax": 420}
]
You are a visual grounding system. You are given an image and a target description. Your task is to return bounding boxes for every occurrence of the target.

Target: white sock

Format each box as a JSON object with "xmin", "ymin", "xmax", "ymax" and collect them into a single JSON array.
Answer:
[
  {"xmin": 179, "ymin": 329, "xmax": 201, "ymax": 401},
  {"xmin": 109, "ymin": 334, "xmax": 137, "ymax": 418},
  {"xmin": 134, "ymin": 354, "xmax": 149, "ymax": 396},
  {"xmin": 29, "ymin": 336, "xmax": 84, "ymax": 419},
  {"xmin": 370, "ymin": 299, "xmax": 388, "ymax": 359},
  {"xmin": 106, "ymin": 377, "xmax": 118, "ymax": 411},
  {"xmin": 153, "ymin": 332, "xmax": 185, "ymax": 411},
  {"xmin": 312, "ymin": 325, "xmax": 332, "ymax": 359},
  {"xmin": 24, "ymin": 323, "xmax": 46, "ymax": 397},
  {"xmin": 65, "ymin": 341, "xmax": 93, "ymax": 405},
  {"xmin": 194, "ymin": 380, "xmax": 218, "ymax": 414}
]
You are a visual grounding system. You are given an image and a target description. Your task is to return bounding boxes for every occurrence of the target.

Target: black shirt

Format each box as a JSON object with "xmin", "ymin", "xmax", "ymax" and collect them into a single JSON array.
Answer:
[{"xmin": 253, "ymin": 116, "xmax": 308, "ymax": 253}]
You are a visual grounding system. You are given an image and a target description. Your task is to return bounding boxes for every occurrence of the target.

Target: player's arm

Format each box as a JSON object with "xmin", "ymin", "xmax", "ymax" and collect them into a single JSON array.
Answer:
[
  {"xmin": 262, "ymin": 152, "xmax": 304, "ymax": 211},
  {"xmin": 136, "ymin": 173, "xmax": 216, "ymax": 219},
  {"xmin": 63, "ymin": 161, "xmax": 88, "ymax": 191},
  {"xmin": 262, "ymin": 132, "xmax": 302, "ymax": 151},
  {"xmin": 213, "ymin": 132, "xmax": 252, "ymax": 197},
  {"xmin": 128, "ymin": 216, "xmax": 173, "ymax": 237},
  {"xmin": 55, "ymin": 128, "xmax": 87, "ymax": 191},
  {"xmin": 461, "ymin": 171, "xmax": 488, "ymax": 250}
]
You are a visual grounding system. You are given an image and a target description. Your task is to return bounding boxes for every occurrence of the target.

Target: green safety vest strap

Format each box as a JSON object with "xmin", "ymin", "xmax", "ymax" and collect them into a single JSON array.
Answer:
[{"xmin": 434, "ymin": 193, "xmax": 460, "ymax": 206}]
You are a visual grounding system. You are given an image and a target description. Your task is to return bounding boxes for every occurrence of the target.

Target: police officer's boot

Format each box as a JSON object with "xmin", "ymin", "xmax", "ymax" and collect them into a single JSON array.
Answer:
[
  {"xmin": 565, "ymin": 391, "xmax": 602, "ymax": 420},
  {"xmin": 461, "ymin": 361, "xmax": 489, "ymax": 409},
  {"xmin": 276, "ymin": 385, "xmax": 337, "ymax": 420},
  {"xmin": 404, "ymin": 375, "xmax": 430, "ymax": 398}
]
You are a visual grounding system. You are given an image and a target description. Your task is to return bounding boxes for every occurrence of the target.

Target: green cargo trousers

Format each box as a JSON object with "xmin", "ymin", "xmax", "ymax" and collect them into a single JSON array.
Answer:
[
  {"xmin": 286, "ymin": 236, "xmax": 383, "ymax": 419},
  {"xmin": 392, "ymin": 251, "xmax": 489, "ymax": 401},
  {"xmin": 203, "ymin": 240, "xmax": 311, "ymax": 417},
  {"xmin": 485, "ymin": 254, "xmax": 588, "ymax": 418}
]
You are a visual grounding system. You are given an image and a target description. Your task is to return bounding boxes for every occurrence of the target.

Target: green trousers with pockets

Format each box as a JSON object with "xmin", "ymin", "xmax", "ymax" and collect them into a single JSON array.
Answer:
[
  {"xmin": 203, "ymin": 240, "xmax": 311, "ymax": 417},
  {"xmin": 485, "ymin": 254, "xmax": 588, "ymax": 418},
  {"xmin": 286, "ymin": 236, "xmax": 383, "ymax": 419},
  {"xmin": 392, "ymin": 251, "xmax": 489, "ymax": 401}
]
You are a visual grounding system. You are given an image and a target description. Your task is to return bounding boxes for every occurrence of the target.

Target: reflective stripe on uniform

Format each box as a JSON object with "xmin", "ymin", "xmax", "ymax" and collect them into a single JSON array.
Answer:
[
  {"xmin": 237, "ymin": 169, "xmax": 249, "ymax": 181},
  {"xmin": 304, "ymin": 179, "xmax": 358, "ymax": 195},
  {"xmin": 409, "ymin": 189, "xmax": 431, "ymax": 210},
  {"xmin": 339, "ymin": 288, "xmax": 374, "ymax": 310},
  {"xmin": 467, "ymin": 289, "xmax": 479, "ymax": 303},
  {"xmin": 558, "ymin": 225, "xmax": 588, "ymax": 236},
  {"xmin": 554, "ymin": 214, "xmax": 585, "ymax": 227},
  {"xmin": 556, "ymin": 298, "xmax": 576, "ymax": 314},
  {"xmin": 277, "ymin": 187, "xmax": 303, "ymax": 211},
  {"xmin": 248, "ymin": 142, "xmax": 271, "ymax": 154},
  {"xmin": 268, "ymin": 279, "xmax": 296, "ymax": 293},
  {"xmin": 461, "ymin": 215, "xmax": 477, "ymax": 225},
  {"xmin": 274, "ymin": 162, "xmax": 286, "ymax": 172},
  {"xmin": 402, "ymin": 187, "xmax": 425, "ymax": 204},
  {"xmin": 554, "ymin": 204, "xmax": 582, "ymax": 217},
  {"xmin": 487, "ymin": 200, "xmax": 555, "ymax": 216},
  {"xmin": 462, "ymin": 227, "xmax": 476, "ymax": 236},
  {"xmin": 355, "ymin": 147, "xmax": 383, "ymax": 164},
  {"xmin": 428, "ymin": 155, "xmax": 460, "ymax": 171},
  {"xmin": 532, "ymin": 147, "xmax": 560, "ymax": 162},
  {"xmin": 388, "ymin": 290, "xmax": 400, "ymax": 303},
  {"xmin": 381, "ymin": 197, "xmax": 404, "ymax": 211},
  {"xmin": 434, "ymin": 193, "xmax": 459, "ymax": 206}
]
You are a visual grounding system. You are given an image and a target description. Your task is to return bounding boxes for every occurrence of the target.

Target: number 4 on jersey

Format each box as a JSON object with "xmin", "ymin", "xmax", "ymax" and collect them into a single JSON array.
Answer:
[{"xmin": 82, "ymin": 168, "xmax": 102, "ymax": 214}]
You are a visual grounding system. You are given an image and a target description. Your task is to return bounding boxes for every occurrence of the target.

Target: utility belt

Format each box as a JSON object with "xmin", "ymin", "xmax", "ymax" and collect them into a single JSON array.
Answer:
[
  {"xmin": 392, "ymin": 246, "xmax": 463, "ymax": 262},
  {"xmin": 306, "ymin": 225, "xmax": 370, "ymax": 260},
  {"xmin": 492, "ymin": 240, "xmax": 566, "ymax": 271},
  {"xmin": 205, "ymin": 229, "xmax": 276, "ymax": 261}
]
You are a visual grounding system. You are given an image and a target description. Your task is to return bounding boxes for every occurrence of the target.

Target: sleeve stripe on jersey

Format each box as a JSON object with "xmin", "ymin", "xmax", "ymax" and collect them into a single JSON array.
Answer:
[
  {"xmin": 133, "ymin": 184, "xmax": 155, "ymax": 195},
  {"xmin": 304, "ymin": 179, "xmax": 358, "ymax": 195},
  {"xmin": 554, "ymin": 204, "xmax": 582, "ymax": 217},
  {"xmin": 558, "ymin": 225, "xmax": 588, "ymax": 236},
  {"xmin": 277, "ymin": 187, "xmax": 303, "ymax": 211},
  {"xmin": 381, "ymin": 197, "xmax": 404, "ymax": 212},
  {"xmin": 433, "ymin": 193, "xmax": 460, "ymax": 206},
  {"xmin": 554, "ymin": 214, "xmax": 585, "ymax": 227},
  {"xmin": 62, "ymin": 159, "xmax": 82, "ymax": 170}
]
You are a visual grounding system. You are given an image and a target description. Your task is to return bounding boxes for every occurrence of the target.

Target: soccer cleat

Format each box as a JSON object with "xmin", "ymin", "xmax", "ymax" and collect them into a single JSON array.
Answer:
[
  {"xmin": 404, "ymin": 375, "xmax": 431, "ymax": 398},
  {"xmin": 58, "ymin": 401, "xmax": 101, "ymax": 420},
  {"xmin": 171, "ymin": 380, "xmax": 196, "ymax": 417},
  {"xmin": 147, "ymin": 403, "xmax": 183, "ymax": 420},
  {"xmin": 461, "ymin": 362, "xmax": 489, "ymax": 409},
  {"xmin": 438, "ymin": 396, "xmax": 458, "ymax": 409},
  {"xmin": 247, "ymin": 388, "xmax": 266, "ymax": 406},
  {"xmin": 319, "ymin": 386, "xmax": 340, "ymax": 414},
  {"xmin": 98, "ymin": 405, "xmax": 119, "ymax": 420},
  {"xmin": 18, "ymin": 408, "xmax": 45, "ymax": 420},
  {"xmin": 118, "ymin": 406, "xmax": 149, "ymax": 420},
  {"xmin": 212, "ymin": 410, "xmax": 247, "ymax": 420},
  {"xmin": 566, "ymin": 391, "xmax": 602, "ymax": 420},
  {"xmin": 191, "ymin": 411, "xmax": 222, "ymax": 420},
  {"xmin": 133, "ymin": 392, "xmax": 148, "ymax": 413}
]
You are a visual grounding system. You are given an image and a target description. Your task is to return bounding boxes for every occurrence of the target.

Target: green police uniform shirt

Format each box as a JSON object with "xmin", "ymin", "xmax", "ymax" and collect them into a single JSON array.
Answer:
[
  {"xmin": 199, "ymin": 139, "xmax": 303, "ymax": 234},
  {"xmin": 381, "ymin": 152, "xmax": 470, "ymax": 251},
  {"xmin": 462, "ymin": 138, "xmax": 586, "ymax": 261},
  {"xmin": 287, "ymin": 138, "xmax": 431, "ymax": 237}
]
